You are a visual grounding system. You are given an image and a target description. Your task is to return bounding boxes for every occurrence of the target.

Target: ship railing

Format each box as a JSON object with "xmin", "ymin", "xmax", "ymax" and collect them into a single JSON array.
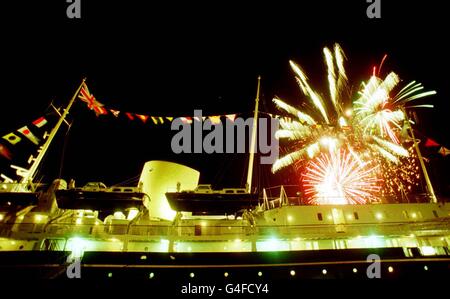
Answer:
[
  {"xmin": 3, "ymin": 219, "xmax": 450, "ymax": 241},
  {"xmin": 260, "ymin": 186, "xmax": 438, "ymax": 210},
  {"xmin": 261, "ymin": 185, "xmax": 301, "ymax": 210}
]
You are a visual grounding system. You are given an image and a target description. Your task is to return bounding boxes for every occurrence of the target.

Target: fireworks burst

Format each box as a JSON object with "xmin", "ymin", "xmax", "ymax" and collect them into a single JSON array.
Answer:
[
  {"xmin": 354, "ymin": 73, "xmax": 436, "ymax": 144},
  {"xmin": 302, "ymin": 150, "xmax": 381, "ymax": 205},
  {"xmin": 272, "ymin": 43, "xmax": 436, "ymax": 204}
]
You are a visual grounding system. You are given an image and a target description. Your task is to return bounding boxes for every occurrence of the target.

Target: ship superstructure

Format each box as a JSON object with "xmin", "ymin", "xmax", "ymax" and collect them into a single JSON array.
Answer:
[{"xmin": 0, "ymin": 79, "xmax": 449, "ymax": 280}]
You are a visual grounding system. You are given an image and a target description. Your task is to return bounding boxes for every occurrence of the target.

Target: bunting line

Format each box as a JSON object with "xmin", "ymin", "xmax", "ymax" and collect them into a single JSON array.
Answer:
[{"xmin": 74, "ymin": 83, "xmax": 450, "ymax": 158}]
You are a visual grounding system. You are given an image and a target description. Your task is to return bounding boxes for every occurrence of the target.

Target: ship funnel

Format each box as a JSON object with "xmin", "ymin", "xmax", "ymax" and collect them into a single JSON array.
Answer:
[{"xmin": 138, "ymin": 161, "xmax": 200, "ymax": 220}]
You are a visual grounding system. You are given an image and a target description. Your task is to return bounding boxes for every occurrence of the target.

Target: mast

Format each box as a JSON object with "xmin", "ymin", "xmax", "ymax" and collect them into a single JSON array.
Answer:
[
  {"xmin": 20, "ymin": 78, "xmax": 86, "ymax": 190},
  {"xmin": 403, "ymin": 108, "xmax": 437, "ymax": 203},
  {"xmin": 246, "ymin": 76, "xmax": 261, "ymax": 193}
]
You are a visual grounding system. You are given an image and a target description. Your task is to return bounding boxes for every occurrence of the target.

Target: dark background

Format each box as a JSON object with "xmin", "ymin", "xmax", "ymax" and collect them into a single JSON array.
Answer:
[{"xmin": 0, "ymin": 0, "xmax": 449, "ymax": 196}]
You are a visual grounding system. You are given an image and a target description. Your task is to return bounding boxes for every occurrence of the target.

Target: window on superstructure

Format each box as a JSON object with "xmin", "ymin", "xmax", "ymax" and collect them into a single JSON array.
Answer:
[
  {"xmin": 354, "ymin": 212, "xmax": 359, "ymax": 220},
  {"xmin": 317, "ymin": 213, "xmax": 323, "ymax": 221},
  {"xmin": 433, "ymin": 210, "xmax": 438, "ymax": 218}
]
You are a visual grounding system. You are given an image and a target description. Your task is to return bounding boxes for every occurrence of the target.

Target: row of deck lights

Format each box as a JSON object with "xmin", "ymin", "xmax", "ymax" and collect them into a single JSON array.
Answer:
[{"xmin": 105, "ymin": 265, "xmax": 435, "ymax": 279}]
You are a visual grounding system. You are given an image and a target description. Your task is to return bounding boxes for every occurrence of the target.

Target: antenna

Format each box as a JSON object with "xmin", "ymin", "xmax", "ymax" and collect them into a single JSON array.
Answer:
[{"xmin": 246, "ymin": 76, "xmax": 261, "ymax": 193}]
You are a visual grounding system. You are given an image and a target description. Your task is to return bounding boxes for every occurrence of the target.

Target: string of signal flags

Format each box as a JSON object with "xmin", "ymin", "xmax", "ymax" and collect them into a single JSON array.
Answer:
[
  {"xmin": 78, "ymin": 83, "xmax": 240, "ymax": 125},
  {"xmin": 77, "ymin": 83, "xmax": 296, "ymax": 124},
  {"xmin": 2, "ymin": 82, "xmax": 449, "ymax": 161},
  {"xmin": 0, "ymin": 82, "xmax": 272, "ymax": 161},
  {"xmin": 78, "ymin": 83, "xmax": 450, "ymax": 157}
]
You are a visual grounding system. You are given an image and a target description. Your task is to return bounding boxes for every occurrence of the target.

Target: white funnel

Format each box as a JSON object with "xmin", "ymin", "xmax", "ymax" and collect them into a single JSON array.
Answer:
[{"xmin": 138, "ymin": 161, "xmax": 200, "ymax": 220}]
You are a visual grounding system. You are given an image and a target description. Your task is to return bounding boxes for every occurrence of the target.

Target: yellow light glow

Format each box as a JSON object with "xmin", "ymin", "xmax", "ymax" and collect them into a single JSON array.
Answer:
[
  {"xmin": 34, "ymin": 214, "xmax": 45, "ymax": 223},
  {"xmin": 200, "ymin": 221, "xmax": 207, "ymax": 227},
  {"xmin": 257, "ymin": 271, "xmax": 263, "ymax": 277},
  {"xmin": 149, "ymin": 272, "xmax": 155, "ymax": 279},
  {"xmin": 0, "ymin": 214, "xmax": 4, "ymax": 221},
  {"xmin": 424, "ymin": 265, "xmax": 428, "ymax": 271},
  {"xmin": 375, "ymin": 212, "xmax": 383, "ymax": 220},
  {"xmin": 388, "ymin": 266, "xmax": 394, "ymax": 273},
  {"xmin": 75, "ymin": 218, "xmax": 82, "ymax": 225},
  {"xmin": 346, "ymin": 214, "xmax": 353, "ymax": 220},
  {"xmin": 290, "ymin": 270, "xmax": 296, "ymax": 276},
  {"xmin": 224, "ymin": 272, "xmax": 229, "ymax": 277},
  {"xmin": 322, "ymin": 269, "xmax": 327, "ymax": 275},
  {"xmin": 345, "ymin": 109, "xmax": 353, "ymax": 117},
  {"xmin": 353, "ymin": 268, "xmax": 358, "ymax": 273},
  {"xmin": 420, "ymin": 246, "xmax": 436, "ymax": 256},
  {"xmin": 365, "ymin": 235, "xmax": 385, "ymax": 248},
  {"xmin": 411, "ymin": 212, "xmax": 417, "ymax": 219},
  {"xmin": 189, "ymin": 272, "xmax": 195, "ymax": 278},
  {"xmin": 113, "ymin": 211, "xmax": 126, "ymax": 219},
  {"xmin": 234, "ymin": 239, "xmax": 242, "ymax": 243},
  {"xmin": 257, "ymin": 237, "xmax": 286, "ymax": 251},
  {"xmin": 287, "ymin": 215, "xmax": 293, "ymax": 222},
  {"xmin": 67, "ymin": 237, "xmax": 86, "ymax": 258},
  {"xmin": 127, "ymin": 209, "xmax": 139, "ymax": 220}
]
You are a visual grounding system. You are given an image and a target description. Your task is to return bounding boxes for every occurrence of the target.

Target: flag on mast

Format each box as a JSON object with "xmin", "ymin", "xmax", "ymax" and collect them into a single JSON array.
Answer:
[
  {"xmin": 2, "ymin": 133, "xmax": 21, "ymax": 145},
  {"xmin": 438, "ymin": 146, "xmax": 450, "ymax": 156},
  {"xmin": 424, "ymin": 138, "xmax": 440, "ymax": 147},
  {"xmin": 125, "ymin": 112, "xmax": 135, "ymax": 120},
  {"xmin": 136, "ymin": 114, "xmax": 149, "ymax": 123},
  {"xmin": 110, "ymin": 109, "xmax": 120, "ymax": 117},
  {"xmin": 17, "ymin": 126, "xmax": 40, "ymax": 145},
  {"xmin": 0, "ymin": 144, "xmax": 12, "ymax": 160},
  {"xmin": 78, "ymin": 83, "xmax": 108, "ymax": 116},
  {"xmin": 32, "ymin": 117, "xmax": 48, "ymax": 128}
]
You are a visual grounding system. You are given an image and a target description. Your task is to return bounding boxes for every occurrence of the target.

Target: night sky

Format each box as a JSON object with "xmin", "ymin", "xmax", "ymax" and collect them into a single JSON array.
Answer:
[{"xmin": 0, "ymin": 1, "xmax": 449, "ymax": 196}]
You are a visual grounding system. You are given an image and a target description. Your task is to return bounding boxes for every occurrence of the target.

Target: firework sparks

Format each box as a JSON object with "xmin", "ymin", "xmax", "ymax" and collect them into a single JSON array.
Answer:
[
  {"xmin": 302, "ymin": 150, "xmax": 381, "ymax": 205},
  {"xmin": 272, "ymin": 44, "xmax": 436, "ymax": 204},
  {"xmin": 354, "ymin": 73, "xmax": 436, "ymax": 144}
]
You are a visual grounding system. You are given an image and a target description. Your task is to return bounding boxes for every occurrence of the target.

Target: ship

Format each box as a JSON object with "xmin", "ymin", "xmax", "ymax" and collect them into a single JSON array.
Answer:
[{"xmin": 0, "ymin": 78, "xmax": 449, "ymax": 286}]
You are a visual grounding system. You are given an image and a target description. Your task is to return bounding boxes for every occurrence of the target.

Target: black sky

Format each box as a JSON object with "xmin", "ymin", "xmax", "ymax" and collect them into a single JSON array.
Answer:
[{"xmin": 0, "ymin": 0, "xmax": 449, "ymax": 195}]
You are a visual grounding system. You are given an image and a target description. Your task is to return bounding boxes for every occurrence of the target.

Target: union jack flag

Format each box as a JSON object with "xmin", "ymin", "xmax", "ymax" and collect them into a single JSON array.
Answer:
[{"xmin": 78, "ymin": 83, "xmax": 107, "ymax": 116}]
